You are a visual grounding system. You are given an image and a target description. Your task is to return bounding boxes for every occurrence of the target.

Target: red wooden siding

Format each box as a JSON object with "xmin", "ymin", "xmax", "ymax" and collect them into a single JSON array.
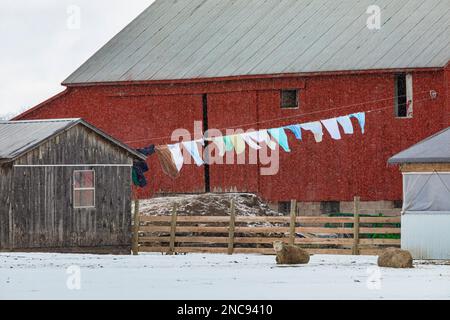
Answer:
[
  {"xmin": 16, "ymin": 70, "xmax": 448, "ymax": 201},
  {"xmin": 445, "ymin": 63, "xmax": 450, "ymax": 125}
]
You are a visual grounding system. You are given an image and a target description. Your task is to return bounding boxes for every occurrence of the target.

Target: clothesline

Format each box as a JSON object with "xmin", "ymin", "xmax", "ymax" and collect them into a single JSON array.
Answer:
[
  {"xmin": 124, "ymin": 90, "xmax": 433, "ymax": 144},
  {"xmin": 151, "ymin": 111, "xmax": 366, "ymax": 179},
  {"xmin": 132, "ymin": 94, "xmax": 434, "ymax": 184}
]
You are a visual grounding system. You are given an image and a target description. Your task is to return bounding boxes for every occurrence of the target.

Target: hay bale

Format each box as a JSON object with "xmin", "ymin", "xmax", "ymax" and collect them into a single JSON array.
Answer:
[
  {"xmin": 273, "ymin": 241, "xmax": 310, "ymax": 265},
  {"xmin": 378, "ymin": 248, "xmax": 414, "ymax": 269}
]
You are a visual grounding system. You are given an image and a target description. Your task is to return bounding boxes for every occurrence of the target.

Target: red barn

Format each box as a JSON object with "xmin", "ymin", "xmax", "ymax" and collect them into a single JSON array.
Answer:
[{"xmin": 15, "ymin": 0, "xmax": 450, "ymax": 215}]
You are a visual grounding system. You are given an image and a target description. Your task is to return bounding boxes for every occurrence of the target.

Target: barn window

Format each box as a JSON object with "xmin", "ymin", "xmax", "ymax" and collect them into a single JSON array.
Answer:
[
  {"xmin": 278, "ymin": 202, "xmax": 292, "ymax": 215},
  {"xmin": 394, "ymin": 200, "xmax": 403, "ymax": 209},
  {"xmin": 73, "ymin": 170, "xmax": 95, "ymax": 208},
  {"xmin": 281, "ymin": 90, "xmax": 299, "ymax": 109},
  {"xmin": 395, "ymin": 73, "xmax": 413, "ymax": 118},
  {"xmin": 320, "ymin": 201, "xmax": 340, "ymax": 215}
]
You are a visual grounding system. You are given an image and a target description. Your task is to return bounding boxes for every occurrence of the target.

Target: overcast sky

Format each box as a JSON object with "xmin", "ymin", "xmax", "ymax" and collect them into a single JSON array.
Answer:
[{"xmin": 0, "ymin": 0, "xmax": 155, "ymax": 119}]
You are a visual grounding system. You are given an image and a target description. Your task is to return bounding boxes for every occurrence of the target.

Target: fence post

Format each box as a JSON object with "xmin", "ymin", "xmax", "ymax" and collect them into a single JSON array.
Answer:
[
  {"xmin": 168, "ymin": 203, "xmax": 178, "ymax": 255},
  {"xmin": 132, "ymin": 199, "xmax": 140, "ymax": 256},
  {"xmin": 228, "ymin": 199, "xmax": 236, "ymax": 255},
  {"xmin": 352, "ymin": 196, "xmax": 361, "ymax": 255},
  {"xmin": 289, "ymin": 200, "xmax": 297, "ymax": 245}
]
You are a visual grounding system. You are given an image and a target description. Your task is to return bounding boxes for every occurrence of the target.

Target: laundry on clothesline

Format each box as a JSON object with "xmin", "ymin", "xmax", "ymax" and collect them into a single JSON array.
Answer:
[
  {"xmin": 137, "ymin": 111, "xmax": 366, "ymax": 179},
  {"xmin": 155, "ymin": 145, "xmax": 180, "ymax": 179},
  {"xmin": 137, "ymin": 144, "xmax": 155, "ymax": 156},
  {"xmin": 132, "ymin": 160, "xmax": 149, "ymax": 188}
]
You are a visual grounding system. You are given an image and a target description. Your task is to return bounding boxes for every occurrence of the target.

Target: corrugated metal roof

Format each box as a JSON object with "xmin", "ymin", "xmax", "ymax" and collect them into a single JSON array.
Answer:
[
  {"xmin": 63, "ymin": 0, "xmax": 450, "ymax": 85},
  {"xmin": 0, "ymin": 119, "xmax": 146, "ymax": 162},
  {"xmin": 389, "ymin": 127, "xmax": 450, "ymax": 164}
]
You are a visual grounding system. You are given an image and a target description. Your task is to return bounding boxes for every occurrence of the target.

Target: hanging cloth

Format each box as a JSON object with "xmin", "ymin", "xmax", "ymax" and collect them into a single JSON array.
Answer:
[
  {"xmin": 230, "ymin": 135, "xmax": 246, "ymax": 155},
  {"xmin": 211, "ymin": 137, "xmax": 227, "ymax": 157},
  {"xmin": 268, "ymin": 128, "xmax": 291, "ymax": 152},
  {"xmin": 285, "ymin": 124, "xmax": 302, "ymax": 140},
  {"xmin": 246, "ymin": 130, "xmax": 277, "ymax": 150},
  {"xmin": 223, "ymin": 136, "xmax": 235, "ymax": 152},
  {"xmin": 137, "ymin": 145, "xmax": 156, "ymax": 157},
  {"xmin": 167, "ymin": 143, "xmax": 184, "ymax": 172},
  {"xmin": 337, "ymin": 115, "xmax": 354, "ymax": 135},
  {"xmin": 155, "ymin": 145, "xmax": 180, "ymax": 179},
  {"xmin": 241, "ymin": 132, "xmax": 262, "ymax": 150},
  {"xmin": 132, "ymin": 168, "xmax": 140, "ymax": 186},
  {"xmin": 321, "ymin": 118, "xmax": 342, "ymax": 140},
  {"xmin": 182, "ymin": 141, "xmax": 204, "ymax": 166},
  {"xmin": 132, "ymin": 160, "xmax": 149, "ymax": 188},
  {"xmin": 350, "ymin": 112, "xmax": 366, "ymax": 134},
  {"xmin": 195, "ymin": 139, "xmax": 206, "ymax": 147},
  {"xmin": 301, "ymin": 122, "xmax": 324, "ymax": 143}
]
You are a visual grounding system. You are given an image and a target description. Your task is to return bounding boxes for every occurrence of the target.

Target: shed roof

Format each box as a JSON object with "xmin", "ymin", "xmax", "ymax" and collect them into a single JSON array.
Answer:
[
  {"xmin": 389, "ymin": 127, "xmax": 450, "ymax": 164},
  {"xmin": 63, "ymin": 0, "xmax": 450, "ymax": 85},
  {"xmin": 0, "ymin": 119, "xmax": 146, "ymax": 162}
]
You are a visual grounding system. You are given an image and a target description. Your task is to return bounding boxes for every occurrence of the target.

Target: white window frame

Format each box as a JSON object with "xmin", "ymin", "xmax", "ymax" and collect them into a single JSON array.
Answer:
[
  {"xmin": 395, "ymin": 73, "xmax": 413, "ymax": 119},
  {"xmin": 73, "ymin": 170, "xmax": 96, "ymax": 209}
]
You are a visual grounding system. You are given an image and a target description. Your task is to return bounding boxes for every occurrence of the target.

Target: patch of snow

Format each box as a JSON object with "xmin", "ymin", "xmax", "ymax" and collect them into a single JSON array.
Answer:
[{"xmin": 1, "ymin": 253, "xmax": 449, "ymax": 300}]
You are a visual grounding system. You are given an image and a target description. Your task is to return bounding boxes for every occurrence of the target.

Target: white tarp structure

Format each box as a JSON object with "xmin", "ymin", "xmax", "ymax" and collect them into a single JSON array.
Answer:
[
  {"xmin": 402, "ymin": 172, "xmax": 450, "ymax": 260},
  {"xmin": 401, "ymin": 172, "xmax": 450, "ymax": 259},
  {"xmin": 389, "ymin": 127, "xmax": 450, "ymax": 259},
  {"xmin": 403, "ymin": 172, "xmax": 450, "ymax": 214}
]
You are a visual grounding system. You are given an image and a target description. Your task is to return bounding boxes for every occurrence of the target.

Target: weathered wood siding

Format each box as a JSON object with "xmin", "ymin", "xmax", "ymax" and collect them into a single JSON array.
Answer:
[
  {"xmin": 0, "ymin": 164, "xmax": 12, "ymax": 250},
  {"xmin": 5, "ymin": 124, "xmax": 135, "ymax": 253}
]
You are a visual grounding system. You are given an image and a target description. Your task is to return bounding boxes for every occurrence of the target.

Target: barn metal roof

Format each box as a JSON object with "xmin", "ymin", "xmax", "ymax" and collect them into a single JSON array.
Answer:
[
  {"xmin": 0, "ymin": 119, "xmax": 146, "ymax": 162},
  {"xmin": 63, "ymin": 0, "xmax": 450, "ymax": 85},
  {"xmin": 389, "ymin": 127, "xmax": 450, "ymax": 164}
]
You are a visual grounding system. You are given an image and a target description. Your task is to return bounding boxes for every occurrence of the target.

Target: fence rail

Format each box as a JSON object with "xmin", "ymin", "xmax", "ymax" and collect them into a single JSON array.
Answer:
[{"xmin": 133, "ymin": 197, "xmax": 401, "ymax": 256}]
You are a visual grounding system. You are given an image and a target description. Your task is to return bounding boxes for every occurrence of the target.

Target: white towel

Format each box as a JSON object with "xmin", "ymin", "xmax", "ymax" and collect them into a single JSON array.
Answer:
[
  {"xmin": 167, "ymin": 143, "xmax": 184, "ymax": 172},
  {"xmin": 321, "ymin": 118, "xmax": 342, "ymax": 140}
]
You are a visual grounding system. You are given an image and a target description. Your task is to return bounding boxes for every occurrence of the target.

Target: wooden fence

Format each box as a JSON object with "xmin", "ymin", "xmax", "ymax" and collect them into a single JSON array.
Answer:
[{"xmin": 132, "ymin": 197, "xmax": 401, "ymax": 256}]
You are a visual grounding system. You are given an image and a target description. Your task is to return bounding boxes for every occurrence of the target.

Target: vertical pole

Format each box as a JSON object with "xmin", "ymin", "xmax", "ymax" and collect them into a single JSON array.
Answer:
[
  {"xmin": 202, "ymin": 94, "xmax": 211, "ymax": 193},
  {"xmin": 132, "ymin": 199, "xmax": 140, "ymax": 256},
  {"xmin": 228, "ymin": 199, "xmax": 236, "ymax": 255},
  {"xmin": 352, "ymin": 196, "xmax": 361, "ymax": 256},
  {"xmin": 169, "ymin": 203, "xmax": 178, "ymax": 255},
  {"xmin": 289, "ymin": 200, "xmax": 297, "ymax": 246}
]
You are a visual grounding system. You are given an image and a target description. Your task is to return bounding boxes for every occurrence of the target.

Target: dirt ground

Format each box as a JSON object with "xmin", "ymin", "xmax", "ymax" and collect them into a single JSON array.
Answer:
[{"xmin": 139, "ymin": 193, "xmax": 282, "ymax": 217}]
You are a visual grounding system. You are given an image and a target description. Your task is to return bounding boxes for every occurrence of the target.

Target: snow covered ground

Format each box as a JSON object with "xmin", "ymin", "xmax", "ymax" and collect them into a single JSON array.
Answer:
[{"xmin": 0, "ymin": 253, "xmax": 449, "ymax": 300}]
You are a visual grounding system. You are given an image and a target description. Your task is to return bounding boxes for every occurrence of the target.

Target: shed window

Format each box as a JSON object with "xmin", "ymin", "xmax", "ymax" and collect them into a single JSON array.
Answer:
[
  {"xmin": 281, "ymin": 90, "xmax": 299, "ymax": 109},
  {"xmin": 395, "ymin": 73, "xmax": 413, "ymax": 118},
  {"xmin": 73, "ymin": 170, "xmax": 95, "ymax": 208}
]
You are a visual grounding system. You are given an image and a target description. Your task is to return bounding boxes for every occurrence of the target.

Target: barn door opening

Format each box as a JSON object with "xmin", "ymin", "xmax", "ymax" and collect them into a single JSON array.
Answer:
[{"xmin": 202, "ymin": 94, "xmax": 211, "ymax": 193}]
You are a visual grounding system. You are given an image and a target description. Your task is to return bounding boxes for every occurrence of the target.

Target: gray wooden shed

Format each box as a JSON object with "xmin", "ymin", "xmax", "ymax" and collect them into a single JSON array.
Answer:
[{"xmin": 0, "ymin": 119, "xmax": 146, "ymax": 254}]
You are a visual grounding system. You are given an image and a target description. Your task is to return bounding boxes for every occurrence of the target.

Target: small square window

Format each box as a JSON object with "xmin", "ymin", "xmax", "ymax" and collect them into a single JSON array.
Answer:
[
  {"xmin": 281, "ymin": 90, "xmax": 299, "ymax": 109},
  {"xmin": 73, "ymin": 170, "xmax": 95, "ymax": 208}
]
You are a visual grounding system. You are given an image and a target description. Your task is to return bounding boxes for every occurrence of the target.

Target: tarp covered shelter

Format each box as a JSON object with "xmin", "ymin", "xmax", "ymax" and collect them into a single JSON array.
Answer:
[
  {"xmin": 389, "ymin": 126, "xmax": 450, "ymax": 214},
  {"xmin": 389, "ymin": 127, "xmax": 450, "ymax": 259}
]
